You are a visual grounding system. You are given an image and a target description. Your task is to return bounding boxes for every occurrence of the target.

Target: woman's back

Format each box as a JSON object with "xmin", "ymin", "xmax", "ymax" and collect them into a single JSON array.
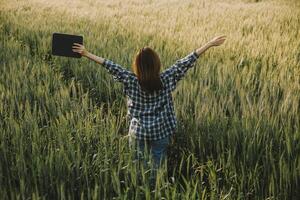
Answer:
[{"xmin": 124, "ymin": 74, "xmax": 177, "ymax": 140}]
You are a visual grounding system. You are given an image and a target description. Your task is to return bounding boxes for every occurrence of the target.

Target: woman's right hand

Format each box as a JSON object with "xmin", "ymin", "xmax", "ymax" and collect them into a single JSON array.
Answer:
[{"xmin": 209, "ymin": 35, "xmax": 226, "ymax": 47}]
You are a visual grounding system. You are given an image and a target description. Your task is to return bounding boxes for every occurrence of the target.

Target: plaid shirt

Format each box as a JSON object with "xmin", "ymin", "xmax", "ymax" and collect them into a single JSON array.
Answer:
[{"xmin": 102, "ymin": 51, "xmax": 199, "ymax": 140}]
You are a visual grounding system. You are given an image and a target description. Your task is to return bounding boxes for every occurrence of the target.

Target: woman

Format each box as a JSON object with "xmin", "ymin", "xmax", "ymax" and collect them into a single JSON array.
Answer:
[{"xmin": 72, "ymin": 35, "xmax": 226, "ymax": 187}]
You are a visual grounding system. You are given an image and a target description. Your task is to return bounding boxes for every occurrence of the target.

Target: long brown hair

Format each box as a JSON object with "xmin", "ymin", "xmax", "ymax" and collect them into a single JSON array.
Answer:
[{"xmin": 132, "ymin": 47, "xmax": 163, "ymax": 93}]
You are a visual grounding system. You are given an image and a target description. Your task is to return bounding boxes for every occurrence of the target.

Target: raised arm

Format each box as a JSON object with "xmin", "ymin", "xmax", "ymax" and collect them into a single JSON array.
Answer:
[
  {"xmin": 195, "ymin": 35, "xmax": 226, "ymax": 57},
  {"xmin": 161, "ymin": 35, "xmax": 226, "ymax": 92},
  {"xmin": 72, "ymin": 43, "xmax": 134, "ymax": 84}
]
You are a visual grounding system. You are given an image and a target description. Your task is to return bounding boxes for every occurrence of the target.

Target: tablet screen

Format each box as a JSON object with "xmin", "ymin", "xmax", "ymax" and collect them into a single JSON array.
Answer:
[{"xmin": 52, "ymin": 33, "xmax": 83, "ymax": 58}]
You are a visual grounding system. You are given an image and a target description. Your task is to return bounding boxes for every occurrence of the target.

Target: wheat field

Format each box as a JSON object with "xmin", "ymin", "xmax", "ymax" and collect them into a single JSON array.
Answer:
[{"xmin": 0, "ymin": 0, "xmax": 300, "ymax": 199}]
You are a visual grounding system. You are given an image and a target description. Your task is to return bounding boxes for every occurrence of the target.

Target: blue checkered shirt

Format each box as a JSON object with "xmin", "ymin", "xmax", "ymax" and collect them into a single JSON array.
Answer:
[{"xmin": 102, "ymin": 51, "xmax": 199, "ymax": 140}]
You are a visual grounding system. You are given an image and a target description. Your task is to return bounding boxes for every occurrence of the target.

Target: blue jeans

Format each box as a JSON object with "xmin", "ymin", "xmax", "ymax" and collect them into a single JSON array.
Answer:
[{"xmin": 128, "ymin": 134, "xmax": 171, "ymax": 188}]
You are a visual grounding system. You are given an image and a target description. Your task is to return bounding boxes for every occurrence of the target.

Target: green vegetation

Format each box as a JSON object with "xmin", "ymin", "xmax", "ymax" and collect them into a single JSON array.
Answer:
[{"xmin": 0, "ymin": 0, "xmax": 299, "ymax": 199}]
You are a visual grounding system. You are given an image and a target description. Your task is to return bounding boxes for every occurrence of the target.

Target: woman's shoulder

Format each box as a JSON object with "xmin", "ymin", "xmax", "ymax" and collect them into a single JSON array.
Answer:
[
  {"xmin": 125, "ymin": 72, "xmax": 138, "ymax": 85},
  {"xmin": 159, "ymin": 74, "xmax": 173, "ymax": 93}
]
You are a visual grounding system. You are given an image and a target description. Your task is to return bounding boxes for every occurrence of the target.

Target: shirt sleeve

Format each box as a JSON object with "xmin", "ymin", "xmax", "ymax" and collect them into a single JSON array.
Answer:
[
  {"xmin": 161, "ymin": 51, "xmax": 199, "ymax": 92},
  {"xmin": 102, "ymin": 58, "xmax": 135, "ymax": 85}
]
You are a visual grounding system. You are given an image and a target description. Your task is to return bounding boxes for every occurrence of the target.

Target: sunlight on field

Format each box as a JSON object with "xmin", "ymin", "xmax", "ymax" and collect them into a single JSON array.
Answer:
[
  {"xmin": 2, "ymin": 0, "xmax": 299, "ymax": 62},
  {"xmin": 0, "ymin": 0, "xmax": 299, "ymax": 199}
]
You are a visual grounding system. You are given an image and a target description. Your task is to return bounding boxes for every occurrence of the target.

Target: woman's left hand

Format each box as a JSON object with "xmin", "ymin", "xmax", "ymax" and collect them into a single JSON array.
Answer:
[
  {"xmin": 72, "ymin": 43, "xmax": 88, "ymax": 57},
  {"xmin": 209, "ymin": 35, "xmax": 226, "ymax": 47}
]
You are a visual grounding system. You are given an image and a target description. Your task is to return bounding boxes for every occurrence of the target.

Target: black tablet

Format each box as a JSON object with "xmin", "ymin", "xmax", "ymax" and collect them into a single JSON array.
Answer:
[{"xmin": 52, "ymin": 33, "xmax": 83, "ymax": 58}]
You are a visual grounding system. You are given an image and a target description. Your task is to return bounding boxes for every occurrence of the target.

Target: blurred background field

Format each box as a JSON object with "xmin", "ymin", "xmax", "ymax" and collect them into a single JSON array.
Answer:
[{"xmin": 0, "ymin": 0, "xmax": 299, "ymax": 199}]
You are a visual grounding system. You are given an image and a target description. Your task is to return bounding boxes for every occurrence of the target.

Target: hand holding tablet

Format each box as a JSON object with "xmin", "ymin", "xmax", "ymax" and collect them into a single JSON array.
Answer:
[{"xmin": 72, "ymin": 43, "xmax": 88, "ymax": 57}]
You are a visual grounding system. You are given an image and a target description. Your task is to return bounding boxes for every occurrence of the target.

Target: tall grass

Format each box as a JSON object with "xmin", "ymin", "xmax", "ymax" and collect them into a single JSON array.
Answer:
[{"xmin": 0, "ymin": 0, "xmax": 299, "ymax": 199}]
